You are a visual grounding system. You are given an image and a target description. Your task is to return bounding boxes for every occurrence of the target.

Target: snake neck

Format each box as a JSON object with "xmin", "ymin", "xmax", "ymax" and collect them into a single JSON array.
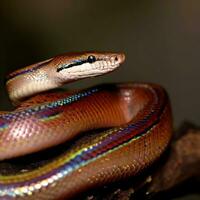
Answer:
[{"xmin": 6, "ymin": 69, "xmax": 58, "ymax": 105}]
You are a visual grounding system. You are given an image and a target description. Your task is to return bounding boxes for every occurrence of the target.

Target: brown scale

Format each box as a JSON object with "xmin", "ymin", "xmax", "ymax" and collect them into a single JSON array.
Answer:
[{"xmin": 14, "ymin": 83, "xmax": 172, "ymax": 200}]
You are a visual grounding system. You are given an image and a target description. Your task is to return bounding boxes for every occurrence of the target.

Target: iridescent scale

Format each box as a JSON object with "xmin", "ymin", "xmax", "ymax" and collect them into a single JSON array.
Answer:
[{"xmin": 0, "ymin": 86, "xmax": 168, "ymax": 198}]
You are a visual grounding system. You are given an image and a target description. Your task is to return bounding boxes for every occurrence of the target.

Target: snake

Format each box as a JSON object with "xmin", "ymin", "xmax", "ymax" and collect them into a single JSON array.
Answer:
[{"xmin": 0, "ymin": 52, "xmax": 173, "ymax": 200}]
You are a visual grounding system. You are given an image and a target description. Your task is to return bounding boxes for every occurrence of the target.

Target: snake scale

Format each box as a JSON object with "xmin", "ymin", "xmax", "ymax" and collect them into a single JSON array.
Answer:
[{"xmin": 0, "ymin": 52, "xmax": 172, "ymax": 199}]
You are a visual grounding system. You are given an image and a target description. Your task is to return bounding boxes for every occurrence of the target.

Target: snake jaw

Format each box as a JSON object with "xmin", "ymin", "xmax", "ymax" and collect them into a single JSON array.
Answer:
[{"xmin": 58, "ymin": 62, "xmax": 118, "ymax": 80}]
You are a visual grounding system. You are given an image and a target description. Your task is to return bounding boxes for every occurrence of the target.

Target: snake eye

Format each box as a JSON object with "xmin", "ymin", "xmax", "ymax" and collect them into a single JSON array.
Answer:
[{"xmin": 87, "ymin": 55, "xmax": 96, "ymax": 63}]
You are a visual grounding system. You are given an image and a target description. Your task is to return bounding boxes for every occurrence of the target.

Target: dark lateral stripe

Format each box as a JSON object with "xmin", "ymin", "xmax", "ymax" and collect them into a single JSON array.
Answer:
[
  {"xmin": 57, "ymin": 58, "xmax": 102, "ymax": 72},
  {"xmin": 57, "ymin": 60, "xmax": 88, "ymax": 72}
]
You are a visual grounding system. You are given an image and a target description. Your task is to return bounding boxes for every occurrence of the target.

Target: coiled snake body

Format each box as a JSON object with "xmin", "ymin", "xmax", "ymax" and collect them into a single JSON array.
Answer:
[{"xmin": 0, "ymin": 52, "xmax": 172, "ymax": 199}]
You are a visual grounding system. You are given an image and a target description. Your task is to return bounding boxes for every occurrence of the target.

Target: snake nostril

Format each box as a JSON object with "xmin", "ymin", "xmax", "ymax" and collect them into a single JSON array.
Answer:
[{"xmin": 115, "ymin": 57, "xmax": 118, "ymax": 62}]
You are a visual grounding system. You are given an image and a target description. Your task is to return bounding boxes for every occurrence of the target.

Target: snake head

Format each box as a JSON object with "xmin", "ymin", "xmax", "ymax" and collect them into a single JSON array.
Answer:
[
  {"xmin": 53, "ymin": 52, "xmax": 125, "ymax": 83},
  {"xmin": 6, "ymin": 52, "xmax": 125, "ymax": 104}
]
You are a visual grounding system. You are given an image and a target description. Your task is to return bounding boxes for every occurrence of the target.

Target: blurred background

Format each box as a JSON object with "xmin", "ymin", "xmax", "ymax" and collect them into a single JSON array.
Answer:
[
  {"xmin": 0, "ymin": 0, "xmax": 199, "ymax": 199},
  {"xmin": 0, "ymin": 0, "xmax": 200, "ymax": 128}
]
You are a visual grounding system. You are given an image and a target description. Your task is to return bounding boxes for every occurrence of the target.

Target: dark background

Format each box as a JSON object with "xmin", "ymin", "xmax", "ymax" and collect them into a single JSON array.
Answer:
[
  {"xmin": 0, "ymin": 1, "xmax": 199, "ymax": 199},
  {"xmin": 0, "ymin": 0, "xmax": 200, "ymax": 128}
]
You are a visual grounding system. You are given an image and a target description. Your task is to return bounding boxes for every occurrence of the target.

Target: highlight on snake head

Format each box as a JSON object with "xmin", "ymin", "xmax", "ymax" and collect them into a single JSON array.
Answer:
[{"xmin": 6, "ymin": 52, "xmax": 125, "ymax": 104}]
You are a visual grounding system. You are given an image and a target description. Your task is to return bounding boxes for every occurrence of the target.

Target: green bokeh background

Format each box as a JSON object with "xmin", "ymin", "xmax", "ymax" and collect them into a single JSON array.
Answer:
[{"xmin": 0, "ymin": 1, "xmax": 199, "ymax": 199}]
